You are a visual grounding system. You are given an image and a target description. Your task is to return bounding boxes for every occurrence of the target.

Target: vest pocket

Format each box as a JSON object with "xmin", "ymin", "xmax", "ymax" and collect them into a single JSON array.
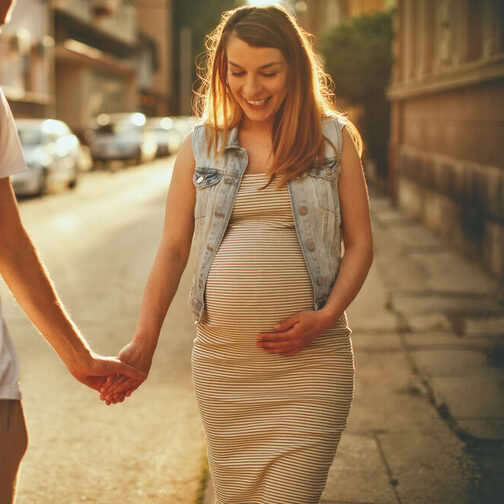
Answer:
[
  {"xmin": 193, "ymin": 167, "xmax": 223, "ymax": 220},
  {"xmin": 193, "ymin": 167, "xmax": 223, "ymax": 188},
  {"xmin": 307, "ymin": 159, "xmax": 340, "ymax": 215}
]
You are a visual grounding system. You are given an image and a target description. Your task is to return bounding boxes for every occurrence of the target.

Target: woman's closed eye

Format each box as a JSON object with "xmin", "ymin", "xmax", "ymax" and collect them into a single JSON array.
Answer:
[{"xmin": 229, "ymin": 71, "xmax": 277, "ymax": 78}]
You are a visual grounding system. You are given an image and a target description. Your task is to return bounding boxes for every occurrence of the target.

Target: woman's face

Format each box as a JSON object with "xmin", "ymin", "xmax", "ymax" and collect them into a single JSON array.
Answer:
[{"xmin": 226, "ymin": 35, "xmax": 288, "ymax": 128}]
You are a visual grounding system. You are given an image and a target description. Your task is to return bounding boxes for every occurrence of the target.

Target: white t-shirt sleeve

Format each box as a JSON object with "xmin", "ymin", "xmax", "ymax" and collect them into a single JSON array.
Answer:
[{"xmin": 0, "ymin": 88, "xmax": 26, "ymax": 179}]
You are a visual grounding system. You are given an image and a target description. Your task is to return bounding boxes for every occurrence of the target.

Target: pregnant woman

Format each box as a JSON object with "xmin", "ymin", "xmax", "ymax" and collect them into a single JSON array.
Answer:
[{"xmin": 101, "ymin": 5, "xmax": 373, "ymax": 503}]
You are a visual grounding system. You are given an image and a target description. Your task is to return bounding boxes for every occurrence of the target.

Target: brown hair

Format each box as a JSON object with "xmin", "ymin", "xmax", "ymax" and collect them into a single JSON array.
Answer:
[{"xmin": 195, "ymin": 5, "xmax": 362, "ymax": 186}]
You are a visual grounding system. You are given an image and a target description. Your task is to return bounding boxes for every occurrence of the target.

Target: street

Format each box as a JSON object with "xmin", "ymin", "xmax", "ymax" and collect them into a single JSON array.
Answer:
[
  {"xmin": 3, "ymin": 160, "xmax": 503, "ymax": 504},
  {"xmin": 1, "ymin": 159, "xmax": 206, "ymax": 503}
]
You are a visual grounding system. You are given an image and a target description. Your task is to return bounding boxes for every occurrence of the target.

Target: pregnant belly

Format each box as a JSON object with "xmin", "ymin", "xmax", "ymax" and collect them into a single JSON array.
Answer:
[{"xmin": 202, "ymin": 224, "xmax": 313, "ymax": 334}]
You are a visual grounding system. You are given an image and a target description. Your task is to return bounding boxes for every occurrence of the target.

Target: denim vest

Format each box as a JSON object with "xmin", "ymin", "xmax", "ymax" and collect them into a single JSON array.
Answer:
[{"xmin": 189, "ymin": 116, "xmax": 344, "ymax": 322}]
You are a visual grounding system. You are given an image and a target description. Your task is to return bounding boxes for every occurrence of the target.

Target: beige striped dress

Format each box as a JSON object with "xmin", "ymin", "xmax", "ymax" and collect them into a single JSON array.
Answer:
[{"xmin": 191, "ymin": 173, "xmax": 354, "ymax": 504}]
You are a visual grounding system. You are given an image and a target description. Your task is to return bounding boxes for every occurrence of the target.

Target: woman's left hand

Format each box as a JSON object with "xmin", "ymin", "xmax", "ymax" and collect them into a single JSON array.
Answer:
[{"xmin": 257, "ymin": 310, "xmax": 335, "ymax": 357}]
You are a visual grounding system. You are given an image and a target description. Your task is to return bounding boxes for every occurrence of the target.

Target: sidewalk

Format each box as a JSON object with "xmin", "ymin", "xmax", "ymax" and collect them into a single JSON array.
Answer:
[{"xmin": 204, "ymin": 192, "xmax": 504, "ymax": 504}]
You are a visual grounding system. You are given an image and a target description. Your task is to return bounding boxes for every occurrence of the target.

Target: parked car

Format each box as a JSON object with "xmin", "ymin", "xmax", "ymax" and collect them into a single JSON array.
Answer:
[
  {"xmin": 11, "ymin": 119, "xmax": 82, "ymax": 196},
  {"xmin": 87, "ymin": 112, "xmax": 158, "ymax": 166},
  {"xmin": 145, "ymin": 116, "xmax": 183, "ymax": 156}
]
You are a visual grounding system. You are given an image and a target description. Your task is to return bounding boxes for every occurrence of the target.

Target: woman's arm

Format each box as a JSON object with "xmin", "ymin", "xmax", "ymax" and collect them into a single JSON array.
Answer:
[
  {"xmin": 257, "ymin": 127, "xmax": 373, "ymax": 356},
  {"xmin": 318, "ymin": 126, "xmax": 374, "ymax": 323},
  {"xmin": 100, "ymin": 134, "xmax": 197, "ymax": 402}
]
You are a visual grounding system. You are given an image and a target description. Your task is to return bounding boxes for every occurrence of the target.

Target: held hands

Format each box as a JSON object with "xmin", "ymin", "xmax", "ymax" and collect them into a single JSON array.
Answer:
[
  {"xmin": 99, "ymin": 339, "xmax": 153, "ymax": 405},
  {"xmin": 69, "ymin": 352, "xmax": 146, "ymax": 393},
  {"xmin": 257, "ymin": 309, "xmax": 335, "ymax": 357}
]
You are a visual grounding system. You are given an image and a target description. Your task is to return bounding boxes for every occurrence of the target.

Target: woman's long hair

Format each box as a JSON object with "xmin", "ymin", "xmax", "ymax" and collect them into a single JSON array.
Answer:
[{"xmin": 194, "ymin": 5, "xmax": 362, "ymax": 187}]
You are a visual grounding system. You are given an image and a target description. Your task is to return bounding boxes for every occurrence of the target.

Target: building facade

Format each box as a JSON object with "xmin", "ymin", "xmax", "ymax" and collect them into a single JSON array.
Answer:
[
  {"xmin": 1, "ymin": 1, "xmax": 173, "ymax": 135},
  {"xmin": 388, "ymin": 0, "xmax": 504, "ymax": 278},
  {"xmin": 53, "ymin": 0, "xmax": 139, "ymax": 135},
  {"xmin": 0, "ymin": 0, "xmax": 54, "ymax": 118},
  {"xmin": 136, "ymin": 0, "xmax": 173, "ymax": 117}
]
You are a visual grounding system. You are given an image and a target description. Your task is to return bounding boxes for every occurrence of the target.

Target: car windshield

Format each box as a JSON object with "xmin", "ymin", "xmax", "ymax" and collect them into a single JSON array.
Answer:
[{"xmin": 17, "ymin": 128, "xmax": 43, "ymax": 147}]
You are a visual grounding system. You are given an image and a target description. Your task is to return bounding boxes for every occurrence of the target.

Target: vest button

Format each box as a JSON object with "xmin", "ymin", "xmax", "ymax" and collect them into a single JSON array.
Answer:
[
  {"xmin": 317, "ymin": 277, "xmax": 323, "ymax": 286},
  {"xmin": 299, "ymin": 206, "xmax": 308, "ymax": 215},
  {"xmin": 307, "ymin": 241, "xmax": 315, "ymax": 251},
  {"xmin": 196, "ymin": 176, "xmax": 204, "ymax": 184}
]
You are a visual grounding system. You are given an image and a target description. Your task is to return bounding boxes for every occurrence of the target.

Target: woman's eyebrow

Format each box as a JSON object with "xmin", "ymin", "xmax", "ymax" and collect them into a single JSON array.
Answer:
[{"xmin": 228, "ymin": 61, "xmax": 284, "ymax": 69}]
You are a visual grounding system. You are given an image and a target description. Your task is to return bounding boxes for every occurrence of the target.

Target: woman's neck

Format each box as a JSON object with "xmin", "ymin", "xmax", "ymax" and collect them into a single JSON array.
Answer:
[{"xmin": 240, "ymin": 117, "xmax": 274, "ymax": 137}]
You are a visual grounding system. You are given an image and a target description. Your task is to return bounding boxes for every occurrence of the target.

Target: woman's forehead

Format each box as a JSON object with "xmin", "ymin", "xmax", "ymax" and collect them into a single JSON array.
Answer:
[{"xmin": 226, "ymin": 36, "xmax": 285, "ymax": 66}]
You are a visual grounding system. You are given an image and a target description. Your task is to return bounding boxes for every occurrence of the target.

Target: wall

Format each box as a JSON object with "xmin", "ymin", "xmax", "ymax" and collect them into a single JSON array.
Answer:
[{"xmin": 388, "ymin": 0, "xmax": 504, "ymax": 277}]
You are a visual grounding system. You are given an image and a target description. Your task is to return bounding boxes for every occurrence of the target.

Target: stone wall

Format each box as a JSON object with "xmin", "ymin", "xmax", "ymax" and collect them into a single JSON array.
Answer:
[{"xmin": 397, "ymin": 142, "xmax": 503, "ymax": 278}]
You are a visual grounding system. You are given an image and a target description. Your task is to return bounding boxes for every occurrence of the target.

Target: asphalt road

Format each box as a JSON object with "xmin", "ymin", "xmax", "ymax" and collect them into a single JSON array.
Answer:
[{"xmin": 1, "ymin": 159, "xmax": 206, "ymax": 503}]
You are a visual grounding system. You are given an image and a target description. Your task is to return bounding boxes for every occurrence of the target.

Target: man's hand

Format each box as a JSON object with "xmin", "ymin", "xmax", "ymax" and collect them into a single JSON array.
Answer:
[{"xmin": 99, "ymin": 340, "xmax": 153, "ymax": 405}]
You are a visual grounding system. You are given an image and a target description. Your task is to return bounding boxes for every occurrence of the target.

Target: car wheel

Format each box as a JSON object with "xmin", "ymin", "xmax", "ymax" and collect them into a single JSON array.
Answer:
[
  {"xmin": 133, "ymin": 147, "xmax": 144, "ymax": 166},
  {"xmin": 68, "ymin": 170, "xmax": 78, "ymax": 189},
  {"xmin": 36, "ymin": 169, "xmax": 48, "ymax": 196}
]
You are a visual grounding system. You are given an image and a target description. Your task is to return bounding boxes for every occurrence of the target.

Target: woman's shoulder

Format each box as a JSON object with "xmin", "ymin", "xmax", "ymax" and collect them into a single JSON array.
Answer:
[
  {"xmin": 321, "ymin": 114, "xmax": 347, "ymax": 158},
  {"xmin": 322, "ymin": 114, "xmax": 347, "ymax": 133},
  {"xmin": 191, "ymin": 122, "xmax": 212, "ymax": 155}
]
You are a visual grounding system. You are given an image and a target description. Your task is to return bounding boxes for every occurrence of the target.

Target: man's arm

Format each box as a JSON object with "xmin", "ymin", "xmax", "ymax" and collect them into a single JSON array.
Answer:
[{"xmin": 0, "ymin": 177, "xmax": 145, "ymax": 390}]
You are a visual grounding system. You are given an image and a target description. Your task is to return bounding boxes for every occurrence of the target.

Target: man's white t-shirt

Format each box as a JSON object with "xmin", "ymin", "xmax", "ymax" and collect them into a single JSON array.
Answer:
[{"xmin": 0, "ymin": 88, "xmax": 26, "ymax": 400}]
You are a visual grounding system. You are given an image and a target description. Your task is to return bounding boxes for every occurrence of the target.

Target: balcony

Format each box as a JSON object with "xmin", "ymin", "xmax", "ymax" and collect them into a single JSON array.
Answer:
[{"xmin": 52, "ymin": 0, "xmax": 137, "ymax": 46}]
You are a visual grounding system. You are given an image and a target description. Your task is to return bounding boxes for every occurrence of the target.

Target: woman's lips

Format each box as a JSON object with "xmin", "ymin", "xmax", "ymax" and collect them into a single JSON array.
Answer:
[{"xmin": 243, "ymin": 96, "xmax": 272, "ymax": 110}]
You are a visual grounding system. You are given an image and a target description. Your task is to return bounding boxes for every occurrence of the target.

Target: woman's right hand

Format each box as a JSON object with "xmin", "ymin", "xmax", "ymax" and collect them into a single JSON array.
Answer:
[{"xmin": 99, "ymin": 339, "xmax": 154, "ymax": 405}]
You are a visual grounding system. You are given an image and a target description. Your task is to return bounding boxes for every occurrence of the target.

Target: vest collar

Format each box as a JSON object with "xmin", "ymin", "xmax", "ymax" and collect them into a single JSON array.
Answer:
[{"xmin": 222, "ymin": 125, "xmax": 240, "ymax": 151}]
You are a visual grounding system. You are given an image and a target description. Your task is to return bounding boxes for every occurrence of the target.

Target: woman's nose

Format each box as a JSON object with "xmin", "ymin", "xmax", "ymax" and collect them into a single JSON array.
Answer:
[{"xmin": 243, "ymin": 76, "xmax": 261, "ymax": 98}]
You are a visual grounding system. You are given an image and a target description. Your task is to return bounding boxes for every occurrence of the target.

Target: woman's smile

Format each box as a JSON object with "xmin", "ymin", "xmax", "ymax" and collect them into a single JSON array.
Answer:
[{"xmin": 243, "ymin": 96, "xmax": 272, "ymax": 109}]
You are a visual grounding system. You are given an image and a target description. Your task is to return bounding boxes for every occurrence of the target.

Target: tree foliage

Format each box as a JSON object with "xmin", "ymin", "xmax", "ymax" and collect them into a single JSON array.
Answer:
[
  {"xmin": 172, "ymin": 0, "xmax": 241, "ymax": 113},
  {"xmin": 320, "ymin": 10, "xmax": 394, "ymax": 179}
]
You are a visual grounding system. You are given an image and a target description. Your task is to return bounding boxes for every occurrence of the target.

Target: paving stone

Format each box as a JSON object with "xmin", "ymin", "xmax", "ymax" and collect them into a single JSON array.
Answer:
[
  {"xmin": 457, "ymin": 419, "xmax": 504, "ymax": 440},
  {"xmin": 411, "ymin": 348, "xmax": 499, "ymax": 377},
  {"xmin": 378, "ymin": 432, "xmax": 481, "ymax": 504},
  {"xmin": 347, "ymin": 266, "xmax": 399, "ymax": 333},
  {"xmin": 373, "ymin": 209, "xmax": 413, "ymax": 226},
  {"xmin": 392, "ymin": 293, "xmax": 503, "ymax": 317},
  {"xmin": 347, "ymin": 352, "xmax": 444, "ymax": 435},
  {"xmin": 352, "ymin": 334, "xmax": 402, "ymax": 353},
  {"xmin": 331, "ymin": 434, "xmax": 384, "ymax": 472},
  {"xmin": 404, "ymin": 331, "xmax": 492, "ymax": 349},
  {"xmin": 485, "ymin": 472, "xmax": 504, "ymax": 502},
  {"xmin": 409, "ymin": 251, "xmax": 501, "ymax": 294},
  {"xmin": 386, "ymin": 223, "xmax": 442, "ymax": 249},
  {"xmin": 370, "ymin": 196, "xmax": 393, "ymax": 212},
  {"xmin": 322, "ymin": 468, "xmax": 397, "ymax": 504},
  {"xmin": 464, "ymin": 316, "xmax": 504, "ymax": 336},
  {"xmin": 478, "ymin": 450, "xmax": 504, "ymax": 474},
  {"xmin": 406, "ymin": 313, "xmax": 454, "ymax": 332},
  {"xmin": 430, "ymin": 375, "xmax": 504, "ymax": 419}
]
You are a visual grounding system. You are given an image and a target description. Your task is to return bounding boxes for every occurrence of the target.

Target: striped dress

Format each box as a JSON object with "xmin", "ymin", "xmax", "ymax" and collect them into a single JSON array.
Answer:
[{"xmin": 191, "ymin": 173, "xmax": 354, "ymax": 504}]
